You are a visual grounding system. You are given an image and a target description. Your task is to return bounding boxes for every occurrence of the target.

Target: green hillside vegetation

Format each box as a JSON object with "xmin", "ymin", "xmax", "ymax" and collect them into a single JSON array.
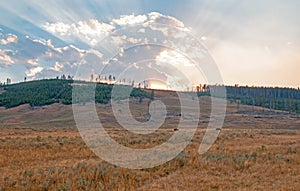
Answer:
[
  {"xmin": 0, "ymin": 79, "xmax": 299, "ymax": 114},
  {"xmin": 198, "ymin": 85, "xmax": 300, "ymax": 114},
  {"xmin": 0, "ymin": 79, "xmax": 151, "ymax": 109}
]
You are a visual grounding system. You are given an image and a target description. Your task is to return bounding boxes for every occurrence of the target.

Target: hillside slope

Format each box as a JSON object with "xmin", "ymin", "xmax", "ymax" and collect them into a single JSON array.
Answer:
[{"xmin": 0, "ymin": 79, "xmax": 151, "ymax": 108}]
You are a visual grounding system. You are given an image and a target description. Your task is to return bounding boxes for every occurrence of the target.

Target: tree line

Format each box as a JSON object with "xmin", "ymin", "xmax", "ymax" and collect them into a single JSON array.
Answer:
[
  {"xmin": 197, "ymin": 84, "xmax": 300, "ymax": 114},
  {"xmin": 1, "ymin": 79, "xmax": 299, "ymax": 114},
  {"xmin": 0, "ymin": 79, "xmax": 151, "ymax": 109}
]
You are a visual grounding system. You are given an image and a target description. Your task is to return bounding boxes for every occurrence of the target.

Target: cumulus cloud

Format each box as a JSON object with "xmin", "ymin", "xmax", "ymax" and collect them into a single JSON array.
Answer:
[
  {"xmin": 52, "ymin": 62, "xmax": 64, "ymax": 72},
  {"xmin": 146, "ymin": 12, "xmax": 190, "ymax": 36},
  {"xmin": 51, "ymin": 45, "xmax": 85, "ymax": 63},
  {"xmin": 12, "ymin": 36, "xmax": 52, "ymax": 61},
  {"xmin": 27, "ymin": 58, "xmax": 39, "ymax": 66},
  {"xmin": 0, "ymin": 29, "xmax": 88, "ymax": 80},
  {"xmin": 148, "ymin": 12, "xmax": 185, "ymax": 28},
  {"xmin": 156, "ymin": 50, "xmax": 194, "ymax": 67},
  {"xmin": 154, "ymin": 49, "xmax": 204, "ymax": 88},
  {"xmin": 0, "ymin": 34, "xmax": 18, "ymax": 45},
  {"xmin": 77, "ymin": 19, "xmax": 114, "ymax": 35},
  {"xmin": 112, "ymin": 14, "xmax": 147, "ymax": 26},
  {"xmin": 0, "ymin": 49, "xmax": 14, "ymax": 66},
  {"xmin": 25, "ymin": 66, "xmax": 43, "ymax": 77},
  {"xmin": 42, "ymin": 12, "xmax": 190, "ymax": 48},
  {"xmin": 2, "ymin": 12, "xmax": 200, "ymax": 84},
  {"xmin": 37, "ymin": 45, "xmax": 86, "ymax": 79},
  {"xmin": 43, "ymin": 22, "xmax": 71, "ymax": 36},
  {"xmin": 43, "ymin": 19, "xmax": 115, "ymax": 46}
]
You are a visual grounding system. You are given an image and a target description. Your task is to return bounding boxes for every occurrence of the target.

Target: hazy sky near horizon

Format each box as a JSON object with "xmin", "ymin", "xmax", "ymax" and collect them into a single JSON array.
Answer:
[{"xmin": 0, "ymin": 0, "xmax": 299, "ymax": 88}]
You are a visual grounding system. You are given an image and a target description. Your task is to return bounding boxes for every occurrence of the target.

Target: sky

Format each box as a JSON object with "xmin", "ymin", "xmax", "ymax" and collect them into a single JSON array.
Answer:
[{"xmin": 0, "ymin": 0, "xmax": 299, "ymax": 88}]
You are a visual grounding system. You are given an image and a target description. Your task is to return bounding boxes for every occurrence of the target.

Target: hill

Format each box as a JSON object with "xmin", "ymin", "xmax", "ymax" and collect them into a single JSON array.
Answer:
[
  {"xmin": 0, "ymin": 79, "xmax": 151, "ymax": 109},
  {"xmin": 0, "ymin": 80, "xmax": 299, "ymax": 115},
  {"xmin": 198, "ymin": 85, "xmax": 300, "ymax": 114}
]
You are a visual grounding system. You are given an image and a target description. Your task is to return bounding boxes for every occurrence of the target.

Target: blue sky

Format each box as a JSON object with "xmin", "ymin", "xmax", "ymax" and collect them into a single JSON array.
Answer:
[{"xmin": 0, "ymin": 0, "xmax": 299, "ymax": 88}]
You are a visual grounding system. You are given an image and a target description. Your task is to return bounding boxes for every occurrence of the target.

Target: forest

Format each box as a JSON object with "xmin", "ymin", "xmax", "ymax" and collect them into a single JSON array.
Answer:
[
  {"xmin": 0, "ymin": 80, "xmax": 299, "ymax": 114},
  {"xmin": 0, "ymin": 79, "xmax": 151, "ymax": 109},
  {"xmin": 199, "ymin": 85, "xmax": 300, "ymax": 114}
]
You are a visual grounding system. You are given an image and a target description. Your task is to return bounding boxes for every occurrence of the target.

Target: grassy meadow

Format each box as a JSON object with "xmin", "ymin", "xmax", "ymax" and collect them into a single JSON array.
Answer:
[{"xmin": 0, "ymin": 93, "xmax": 299, "ymax": 190}]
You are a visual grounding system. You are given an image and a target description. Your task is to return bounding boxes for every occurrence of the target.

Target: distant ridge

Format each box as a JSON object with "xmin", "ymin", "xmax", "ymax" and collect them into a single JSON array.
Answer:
[
  {"xmin": 0, "ymin": 79, "xmax": 299, "ymax": 114},
  {"xmin": 0, "ymin": 79, "xmax": 151, "ymax": 109}
]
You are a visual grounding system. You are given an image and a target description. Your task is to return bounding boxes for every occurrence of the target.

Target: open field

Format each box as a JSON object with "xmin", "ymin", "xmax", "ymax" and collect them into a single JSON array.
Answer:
[{"xmin": 0, "ymin": 95, "xmax": 300, "ymax": 190}]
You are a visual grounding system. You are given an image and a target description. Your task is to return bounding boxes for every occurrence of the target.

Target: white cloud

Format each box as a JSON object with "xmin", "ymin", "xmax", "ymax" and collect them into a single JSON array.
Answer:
[
  {"xmin": 0, "ymin": 34, "xmax": 18, "ymax": 45},
  {"xmin": 112, "ymin": 14, "xmax": 147, "ymax": 26},
  {"xmin": 148, "ymin": 12, "xmax": 187, "ymax": 30},
  {"xmin": 77, "ymin": 19, "xmax": 114, "ymax": 35},
  {"xmin": 43, "ymin": 19, "xmax": 115, "ymax": 46},
  {"xmin": 156, "ymin": 50, "xmax": 194, "ymax": 67},
  {"xmin": 0, "ymin": 31, "xmax": 88, "ymax": 80},
  {"xmin": 53, "ymin": 62, "xmax": 64, "ymax": 72},
  {"xmin": 25, "ymin": 66, "xmax": 43, "ymax": 77},
  {"xmin": 0, "ymin": 49, "xmax": 14, "ymax": 66},
  {"xmin": 43, "ymin": 22, "xmax": 71, "ymax": 36},
  {"xmin": 50, "ymin": 45, "xmax": 86, "ymax": 64},
  {"xmin": 148, "ymin": 12, "xmax": 163, "ymax": 21},
  {"xmin": 27, "ymin": 59, "xmax": 39, "ymax": 66},
  {"xmin": 110, "ymin": 58, "xmax": 118, "ymax": 62},
  {"xmin": 76, "ymin": 19, "xmax": 115, "ymax": 46},
  {"xmin": 144, "ymin": 12, "xmax": 190, "ymax": 37},
  {"xmin": 110, "ymin": 35, "xmax": 127, "ymax": 47},
  {"xmin": 42, "ymin": 12, "xmax": 191, "ymax": 48},
  {"xmin": 154, "ymin": 49, "xmax": 204, "ymax": 87},
  {"xmin": 88, "ymin": 49, "xmax": 103, "ymax": 59},
  {"xmin": 3, "ymin": 12, "xmax": 202, "ymax": 83}
]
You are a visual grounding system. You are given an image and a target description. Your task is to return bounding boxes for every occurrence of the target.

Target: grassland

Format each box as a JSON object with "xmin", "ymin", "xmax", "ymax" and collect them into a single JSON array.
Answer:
[{"xmin": 0, "ymin": 93, "xmax": 299, "ymax": 190}]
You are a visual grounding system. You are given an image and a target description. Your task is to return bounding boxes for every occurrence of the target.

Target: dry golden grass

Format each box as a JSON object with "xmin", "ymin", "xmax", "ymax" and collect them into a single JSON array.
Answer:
[{"xmin": 0, "ymin": 94, "xmax": 299, "ymax": 190}]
